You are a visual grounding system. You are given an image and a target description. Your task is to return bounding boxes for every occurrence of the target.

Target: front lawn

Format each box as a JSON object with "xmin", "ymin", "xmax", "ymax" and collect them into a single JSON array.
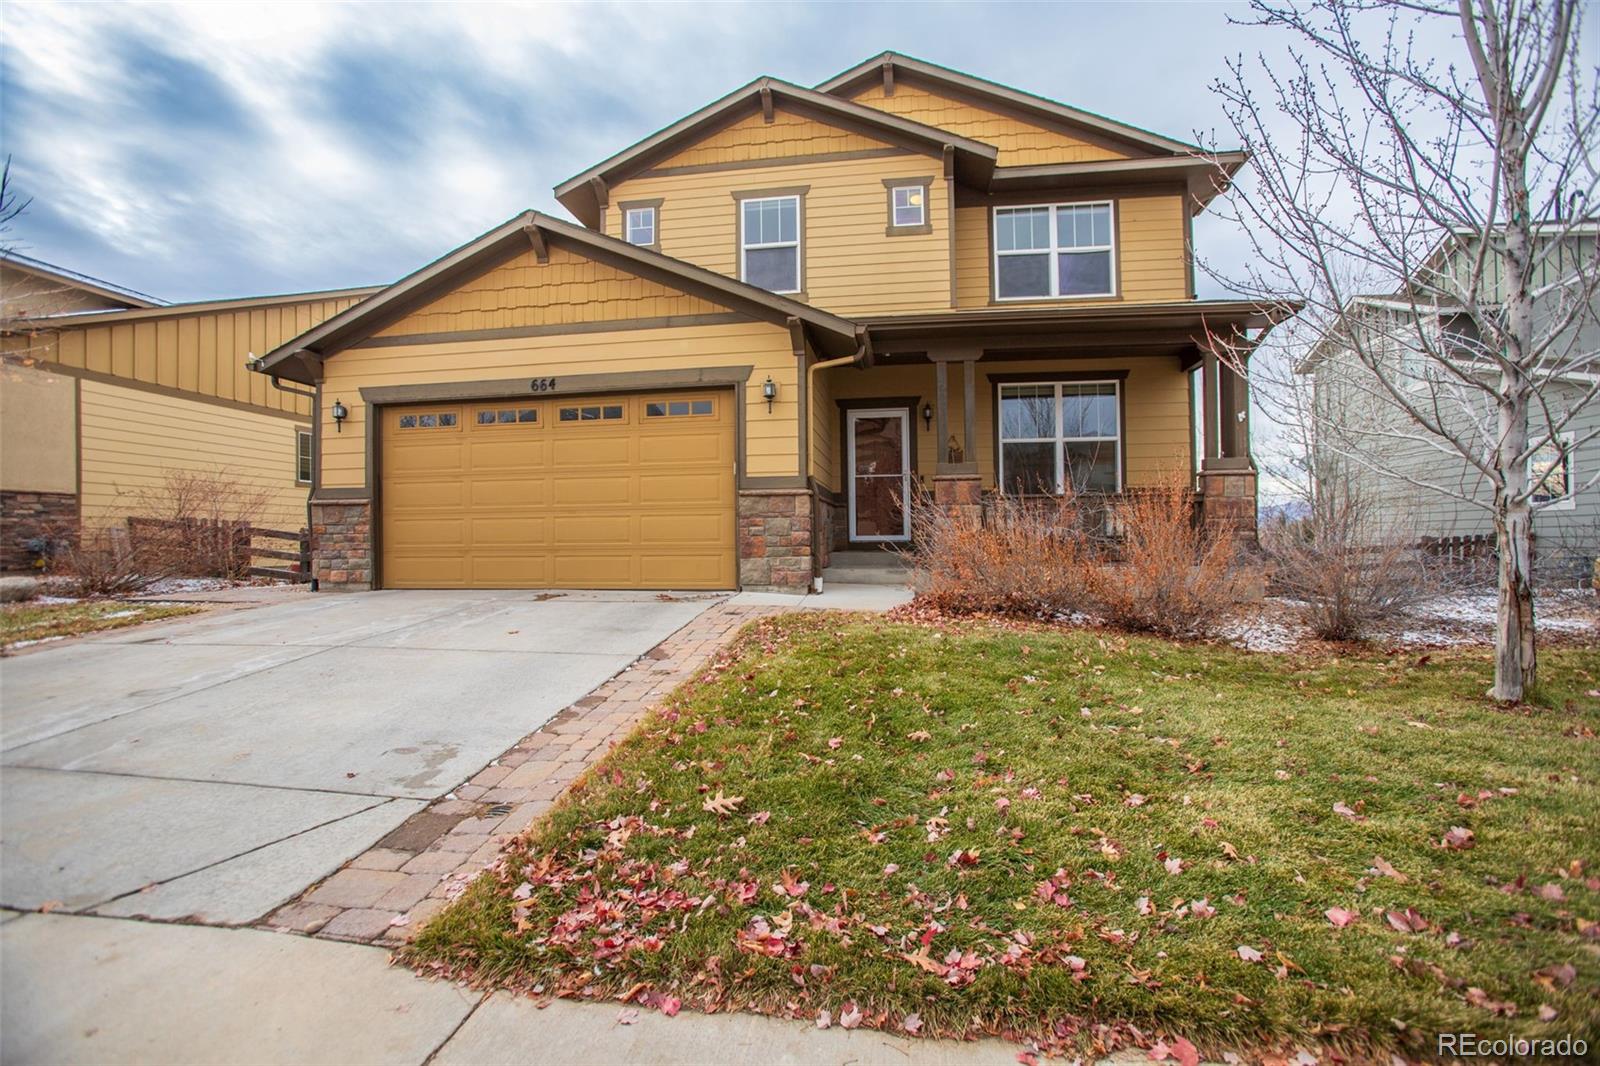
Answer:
[
  {"xmin": 0, "ymin": 600, "xmax": 202, "ymax": 650},
  {"xmin": 405, "ymin": 614, "xmax": 1600, "ymax": 1060}
]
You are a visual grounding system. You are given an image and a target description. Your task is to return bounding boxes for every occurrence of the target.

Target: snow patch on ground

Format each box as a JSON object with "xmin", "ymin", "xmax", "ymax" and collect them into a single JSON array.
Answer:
[
  {"xmin": 140, "ymin": 577, "xmax": 237, "ymax": 595},
  {"xmin": 33, "ymin": 595, "xmax": 80, "ymax": 606},
  {"xmin": 1217, "ymin": 590, "xmax": 1597, "ymax": 652}
]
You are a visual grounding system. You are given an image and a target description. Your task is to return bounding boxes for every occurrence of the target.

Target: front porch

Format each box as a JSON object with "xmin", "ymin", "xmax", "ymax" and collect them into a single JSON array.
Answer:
[{"xmin": 804, "ymin": 307, "xmax": 1260, "ymax": 566}]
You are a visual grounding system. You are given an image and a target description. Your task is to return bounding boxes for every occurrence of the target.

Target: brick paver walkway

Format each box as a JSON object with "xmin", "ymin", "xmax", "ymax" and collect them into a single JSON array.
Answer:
[{"xmin": 262, "ymin": 601, "xmax": 777, "ymax": 946}]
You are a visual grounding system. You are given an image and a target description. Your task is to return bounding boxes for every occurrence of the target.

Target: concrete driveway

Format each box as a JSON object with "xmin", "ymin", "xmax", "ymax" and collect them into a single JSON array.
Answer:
[{"xmin": 0, "ymin": 589, "xmax": 713, "ymax": 922}]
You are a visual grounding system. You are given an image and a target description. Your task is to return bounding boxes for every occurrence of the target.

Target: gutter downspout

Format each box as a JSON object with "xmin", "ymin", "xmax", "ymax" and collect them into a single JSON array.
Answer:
[{"xmin": 800, "ymin": 327, "xmax": 870, "ymax": 593}]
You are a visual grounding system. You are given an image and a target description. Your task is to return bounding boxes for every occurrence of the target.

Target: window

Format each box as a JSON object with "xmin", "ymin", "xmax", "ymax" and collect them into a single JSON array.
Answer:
[
  {"xmin": 883, "ymin": 179, "xmax": 931, "ymax": 234},
  {"xmin": 738, "ymin": 194, "xmax": 801, "ymax": 293},
  {"xmin": 476, "ymin": 408, "xmax": 539, "ymax": 426},
  {"xmin": 994, "ymin": 201, "xmax": 1115, "ymax": 299},
  {"xmin": 397, "ymin": 411, "xmax": 457, "ymax": 430},
  {"xmin": 625, "ymin": 206, "xmax": 656, "ymax": 247},
  {"xmin": 558, "ymin": 404, "xmax": 625, "ymax": 423},
  {"xmin": 998, "ymin": 381, "xmax": 1121, "ymax": 494},
  {"xmin": 1529, "ymin": 433, "xmax": 1574, "ymax": 509},
  {"xmin": 645, "ymin": 398, "xmax": 715, "ymax": 418},
  {"xmin": 295, "ymin": 429, "xmax": 312, "ymax": 485}
]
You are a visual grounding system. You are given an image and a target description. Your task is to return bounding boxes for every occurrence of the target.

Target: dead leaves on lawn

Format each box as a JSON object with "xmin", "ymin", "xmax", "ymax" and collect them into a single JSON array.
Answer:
[{"xmin": 701, "ymin": 790, "xmax": 744, "ymax": 817}]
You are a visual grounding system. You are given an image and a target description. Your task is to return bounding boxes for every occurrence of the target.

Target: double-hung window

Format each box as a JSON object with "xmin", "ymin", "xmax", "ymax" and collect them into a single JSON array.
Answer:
[
  {"xmin": 998, "ymin": 381, "xmax": 1121, "ymax": 494},
  {"xmin": 1529, "ymin": 433, "xmax": 1574, "ymax": 510},
  {"xmin": 993, "ymin": 202, "xmax": 1114, "ymax": 299},
  {"xmin": 624, "ymin": 206, "xmax": 656, "ymax": 247},
  {"xmin": 295, "ymin": 429, "xmax": 313, "ymax": 485},
  {"xmin": 739, "ymin": 194, "xmax": 800, "ymax": 293}
]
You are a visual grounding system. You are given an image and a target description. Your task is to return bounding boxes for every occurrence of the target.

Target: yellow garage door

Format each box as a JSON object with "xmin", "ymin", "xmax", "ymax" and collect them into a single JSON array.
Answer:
[{"xmin": 380, "ymin": 390, "xmax": 735, "ymax": 589}]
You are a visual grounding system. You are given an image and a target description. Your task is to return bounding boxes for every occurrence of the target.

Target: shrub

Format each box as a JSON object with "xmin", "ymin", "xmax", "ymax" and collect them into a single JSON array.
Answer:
[
  {"xmin": 1261, "ymin": 491, "xmax": 1434, "ymax": 641},
  {"xmin": 123, "ymin": 468, "xmax": 271, "ymax": 579},
  {"xmin": 909, "ymin": 492, "xmax": 1096, "ymax": 617},
  {"xmin": 47, "ymin": 525, "xmax": 158, "ymax": 598},
  {"xmin": 1087, "ymin": 474, "xmax": 1250, "ymax": 639}
]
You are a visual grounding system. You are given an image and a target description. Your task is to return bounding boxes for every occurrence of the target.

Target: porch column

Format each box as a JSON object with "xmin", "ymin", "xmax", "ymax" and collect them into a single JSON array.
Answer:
[
  {"xmin": 1197, "ymin": 345, "xmax": 1257, "ymax": 540},
  {"xmin": 931, "ymin": 350, "xmax": 981, "ymax": 523}
]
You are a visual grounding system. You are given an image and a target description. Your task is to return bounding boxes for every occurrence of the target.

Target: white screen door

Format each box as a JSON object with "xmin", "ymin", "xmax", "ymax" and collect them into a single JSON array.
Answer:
[{"xmin": 847, "ymin": 408, "xmax": 911, "ymax": 542}]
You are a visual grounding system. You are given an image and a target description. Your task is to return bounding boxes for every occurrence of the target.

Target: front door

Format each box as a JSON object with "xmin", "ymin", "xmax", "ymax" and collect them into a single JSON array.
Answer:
[{"xmin": 847, "ymin": 408, "xmax": 911, "ymax": 543}]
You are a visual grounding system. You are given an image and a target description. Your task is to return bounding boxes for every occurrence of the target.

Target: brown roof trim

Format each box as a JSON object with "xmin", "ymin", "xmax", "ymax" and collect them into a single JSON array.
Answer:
[
  {"xmin": 989, "ymin": 153, "xmax": 1249, "ymax": 215},
  {"xmin": 1, "ymin": 252, "xmax": 163, "ymax": 309},
  {"xmin": 5, "ymin": 284, "xmax": 385, "ymax": 330},
  {"xmin": 863, "ymin": 300, "xmax": 1302, "ymax": 342},
  {"xmin": 816, "ymin": 52, "xmax": 1203, "ymax": 158},
  {"xmin": 553, "ymin": 76, "xmax": 998, "ymax": 227},
  {"xmin": 255, "ymin": 211, "xmax": 865, "ymax": 384}
]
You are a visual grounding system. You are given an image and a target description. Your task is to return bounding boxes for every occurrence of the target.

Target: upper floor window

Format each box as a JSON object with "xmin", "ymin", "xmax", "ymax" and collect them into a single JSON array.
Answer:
[
  {"xmin": 883, "ymin": 178, "xmax": 931, "ymax": 235},
  {"xmin": 624, "ymin": 205, "xmax": 657, "ymax": 248},
  {"xmin": 994, "ymin": 202, "xmax": 1115, "ymax": 300},
  {"xmin": 739, "ymin": 194, "xmax": 801, "ymax": 294}
]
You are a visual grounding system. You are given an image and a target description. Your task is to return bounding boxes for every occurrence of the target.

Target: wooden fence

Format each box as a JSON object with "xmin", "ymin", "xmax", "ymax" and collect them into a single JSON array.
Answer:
[
  {"xmin": 247, "ymin": 526, "xmax": 312, "ymax": 583},
  {"xmin": 125, "ymin": 517, "xmax": 311, "ymax": 583}
]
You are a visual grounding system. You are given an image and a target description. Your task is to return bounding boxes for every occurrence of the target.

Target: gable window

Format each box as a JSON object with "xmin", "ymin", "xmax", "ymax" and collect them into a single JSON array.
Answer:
[
  {"xmin": 737, "ymin": 192, "xmax": 802, "ymax": 294},
  {"xmin": 994, "ymin": 201, "xmax": 1115, "ymax": 300},
  {"xmin": 622, "ymin": 201, "xmax": 660, "ymax": 249},
  {"xmin": 295, "ymin": 429, "xmax": 312, "ymax": 485},
  {"xmin": 1529, "ymin": 433, "xmax": 1574, "ymax": 510},
  {"xmin": 883, "ymin": 178, "xmax": 932, "ymax": 235},
  {"xmin": 998, "ymin": 381, "xmax": 1121, "ymax": 494}
]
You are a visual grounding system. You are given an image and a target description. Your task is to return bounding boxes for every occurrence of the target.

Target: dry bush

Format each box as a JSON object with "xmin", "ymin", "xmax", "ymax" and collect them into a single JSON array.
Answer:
[
  {"xmin": 909, "ymin": 492, "xmax": 1097, "ymax": 617},
  {"xmin": 46, "ymin": 524, "xmax": 157, "ymax": 598},
  {"xmin": 1087, "ymin": 473, "xmax": 1250, "ymax": 639},
  {"xmin": 1261, "ymin": 491, "xmax": 1436, "ymax": 641},
  {"xmin": 123, "ymin": 468, "xmax": 272, "ymax": 579}
]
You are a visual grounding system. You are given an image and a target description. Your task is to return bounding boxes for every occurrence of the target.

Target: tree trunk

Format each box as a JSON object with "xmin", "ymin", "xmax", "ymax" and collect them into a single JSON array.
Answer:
[{"xmin": 1491, "ymin": 498, "xmax": 1536, "ymax": 701}]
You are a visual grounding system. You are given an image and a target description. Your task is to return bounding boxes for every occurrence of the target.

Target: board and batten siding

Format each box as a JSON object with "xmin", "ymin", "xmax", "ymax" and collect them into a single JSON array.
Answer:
[
  {"xmin": 4, "ymin": 293, "xmax": 367, "ymax": 418},
  {"xmin": 78, "ymin": 377, "xmax": 309, "ymax": 531},
  {"xmin": 954, "ymin": 193, "xmax": 1190, "ymax": 308},
  {"xmin": 847, "ymin": 82, "xmax": 1138, "ymax": 166},
  {"xmin": 813, "ymin": 356, "xmax": 1193, "ymax": 494},
  {"xmin": 320, "ymin": 322, "xmax": 801, "ymax": 488},
  {"xmin": 606, "ymin": 136, "xmax": 951, "ymax": 315}
]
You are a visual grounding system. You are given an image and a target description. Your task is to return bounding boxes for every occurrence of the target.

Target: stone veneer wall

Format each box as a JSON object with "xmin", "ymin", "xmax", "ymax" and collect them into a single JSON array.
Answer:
[
  {"xmin": 738, "ymin": 487, "xmax": 813, "ymax": 591},
  {"xmin": 310, "ymin": 499, "xmax": 374, "ymax": 590},
  {"xmin": 1, "ymin": 490, "xmax": 77, "ymax": 570},
  {"xmin": 811, "ymin": 485, "xmax": 842, "ymax": 571},
  {"xmin": 1197, "ymin": 469, "xmax": 1258, "ymax": 540}
]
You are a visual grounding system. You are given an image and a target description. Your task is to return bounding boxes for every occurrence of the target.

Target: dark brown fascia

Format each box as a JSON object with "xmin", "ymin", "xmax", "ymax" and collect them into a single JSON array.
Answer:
[
  {"xmin": 989, "ymin": 153, "xmax": 1249, "ymax": 214},
  {"xmin": 253, "ymin": 211, "xmax": 866, "ymax": 384},
  {"xmin": 861, "ymin": 300, "xmax": 1302, "ymax": 350},
  {"xmin": 815, "ymin": 52, "xmax": 1202, "ymax": 158},
  {"xmin": 552, "ymin": 76, "xmax": 999, "ymax": 228}
]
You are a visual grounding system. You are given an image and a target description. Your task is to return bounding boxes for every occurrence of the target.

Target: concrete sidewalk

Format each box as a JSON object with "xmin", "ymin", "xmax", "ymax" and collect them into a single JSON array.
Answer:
[{"xmin": 1, "ymin": 912, "xmax": 1030, "ymax": 1066}]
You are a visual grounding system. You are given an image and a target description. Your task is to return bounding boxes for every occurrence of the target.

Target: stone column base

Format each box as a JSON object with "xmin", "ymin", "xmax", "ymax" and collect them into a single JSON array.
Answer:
[
  {"xmin": 1, "ymin": 490, "xmax": 78, "ymax": 570},
  {"xmin": 311, "ymin": 499, "xmax": 374, "ymax": 590},
  {"xmin": 932, "ymin": 474, "xmax": 982, "ymax": 526},
  {"xmin": 738, "ymin": 488, "xmax": 813, "ymax": 591},
  {"xmin": 1197, "ymin": 468, "xmax": 1258, "ymax": 541}
]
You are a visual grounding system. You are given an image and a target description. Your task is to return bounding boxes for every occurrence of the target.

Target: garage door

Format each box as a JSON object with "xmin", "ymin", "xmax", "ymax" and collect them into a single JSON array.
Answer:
[{"xmin": 380, "ymin": 390, "xmax": 735, "ymax": 589}]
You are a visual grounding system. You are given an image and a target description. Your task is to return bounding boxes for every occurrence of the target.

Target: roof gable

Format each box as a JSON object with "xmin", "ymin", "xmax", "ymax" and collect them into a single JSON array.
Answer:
[
  {"xmin": 553, "ymin": 77, "xmax": 997, "ymax": 227},
  {"xmin": 256, "ymin": 212, "xmax": 864, "ymax": 383},
  {"xmin": 1, "ymin": 253, "xmax": 162, "ymax": 314},
  {"xmin": 817, "ymin": 53, "xmax": 1200, "ymax": 160}
]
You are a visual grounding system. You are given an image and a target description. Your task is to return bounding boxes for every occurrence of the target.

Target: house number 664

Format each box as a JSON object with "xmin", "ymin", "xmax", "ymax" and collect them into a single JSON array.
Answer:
[{"xmin": 530, "ymin": 377, "xmax": 557, "ymax": 392}]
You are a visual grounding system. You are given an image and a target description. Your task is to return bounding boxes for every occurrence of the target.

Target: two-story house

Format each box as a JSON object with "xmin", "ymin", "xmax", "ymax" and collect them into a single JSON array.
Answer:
[
  {"xmin": 253, "ymin": 53, "xmax": 1289, "ymax": 591},
  {"xmin": 1303, "ymin": 224, "xmax": 1597, "ymax": 581}
]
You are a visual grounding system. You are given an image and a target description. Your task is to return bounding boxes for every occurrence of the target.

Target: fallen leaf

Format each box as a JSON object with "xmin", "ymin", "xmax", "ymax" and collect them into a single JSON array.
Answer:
[
  {"xmin": 839, "ymin": 1002, "xmax": 863, "ymax": 1029},
  {"xmin": 907, "ymin": 730, "xmax": 932, "ymax": 742},
  {"xmin": 1386, "ymin": 908, "xmax": 1429, "ymax": 933},
  {"xmin": 659, "ymin": 996, "xmax": 681, "ymax": 1017},
  {"xmin": 1538, "ymin": 1004, "xmax": 1559, "ymax": 1021},
  {"xmin": 1237, "ymin": 945, "xmax": 1264, "ymax": 962},
  {"xmin": 702, "ymin": 790, "xmax": 744, "ymax": 816},
  {"xmin": 1325, "ymin": 907, "xmax": 1358, "ymax": 928},
  {"xmin": 1370, "ymin": 856, "xmax": 1408, "ymax": 882},
  {"xmin": 1164, "ymin": 857, "xmax": 1185, "ymax": 875},
  {"xmin": 901, "ymin": 1012, "xmax": 924, "ymax": 1034},
  {"xmin": 1171, "ymin": 1037, "xmax": 1202, "ymax": 1066},
  {"xmin": 1441, "ymin": 826, "xmax": 1476, "ymax": 850},
  {"xmin": 827, "ymin": 737, "xmax": 843, "ymax": 750},
  {"xmin": 617, "ymin": 1008, "xmax": 640, "ymax": 1025},
  {"xmin": 1464, "ymin": 986, "xmax": 1516, "ymax": 1016},
  {"xmin": 816, "ymin": 1009, "xmax": 832, "ymax": 1029}
]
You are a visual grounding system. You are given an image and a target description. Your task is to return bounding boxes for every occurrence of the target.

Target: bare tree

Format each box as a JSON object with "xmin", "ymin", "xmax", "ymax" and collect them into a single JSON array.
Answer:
[{"xmin": 1202, "ymin": 0, "xmax": 1598, "ymax": 701}]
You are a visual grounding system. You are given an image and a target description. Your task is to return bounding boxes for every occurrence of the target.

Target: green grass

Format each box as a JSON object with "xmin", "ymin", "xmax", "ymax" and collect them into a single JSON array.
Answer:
[
  {"xmin": 404, "ymin": 614, "xmax": 1600, "ymax": 1059},
  {"xmin": 0, "ymin": 600, "xmax": 202, "ymax": 649}
]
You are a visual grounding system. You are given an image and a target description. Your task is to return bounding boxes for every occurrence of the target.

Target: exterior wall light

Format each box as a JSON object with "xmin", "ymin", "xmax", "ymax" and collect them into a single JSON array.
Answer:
[
  {"xmin": 762, "ymin": 376, "xmax": 777, "ymax": 413},
  {"xmin": 921, "ymin": 402, "xmax": 933, "ymax": 430},
  {"xmin": 331, "ymin": 398, "xmax": 349, "ymax": 432}
]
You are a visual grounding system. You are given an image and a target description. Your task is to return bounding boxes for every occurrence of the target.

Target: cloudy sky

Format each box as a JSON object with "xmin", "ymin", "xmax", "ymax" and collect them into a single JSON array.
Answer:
[{"xmin": 2, "ymin": 0, "xmax": 1296, "ymax": 303}]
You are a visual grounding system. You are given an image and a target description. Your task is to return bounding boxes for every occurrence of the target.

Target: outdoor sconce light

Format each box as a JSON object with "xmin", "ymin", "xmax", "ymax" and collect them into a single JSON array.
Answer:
[
  {"xmin": 762, "ymin": 376, "xmax": 777, "ymax": 413},
  {"xmin": 331, "ymin": 398, "xmax": 348, "ymax": 432},
  {"xmin": 921, "ymin": 402, "xmax": 933, "ymax": 430}
]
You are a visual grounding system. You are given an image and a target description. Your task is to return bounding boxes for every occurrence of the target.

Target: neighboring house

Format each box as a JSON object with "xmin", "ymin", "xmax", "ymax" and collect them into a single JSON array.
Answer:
[
  {"xmin": 0, "ymin": 258, "xmax": 380, "ymax": 568},
  {"xmin": 237, "ymin": 51, "xmax": 1288, "ymax": 592},
  {"xmin": 1304, "ymin": 225, "xmax": 1598, "ymax": 580}
]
